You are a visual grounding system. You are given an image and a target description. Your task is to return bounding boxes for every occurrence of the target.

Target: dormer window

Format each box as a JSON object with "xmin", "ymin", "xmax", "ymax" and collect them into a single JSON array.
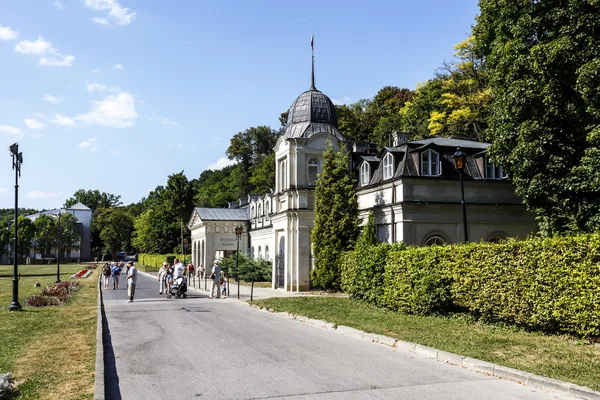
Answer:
[
  {"xmin": 383, "ymin": 153, "xmax": 394, "ymax": 180},
  {"xmin": 360, "ymin": 162, "xmax": 370, "ymax": 186},
  {"xmin": 421, "ymin": 149, "xmax": 440, "ymax": 176},
  {"xmin": 308, "ymin": 158, "xmax": 319, "ymax": 186},
  {"xmin": 486, "ymin": 158, "xmax": 505, "ymax": 179}
]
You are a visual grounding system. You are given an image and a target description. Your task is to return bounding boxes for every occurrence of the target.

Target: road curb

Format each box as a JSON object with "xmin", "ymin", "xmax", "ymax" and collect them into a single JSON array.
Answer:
[
  {"xmin": 94, "ymin": 277, "xmax": 105, "ymax": 400},
  {"xmin": 249, "ymin": 304, "xmax": 600, "ymax": 400}
]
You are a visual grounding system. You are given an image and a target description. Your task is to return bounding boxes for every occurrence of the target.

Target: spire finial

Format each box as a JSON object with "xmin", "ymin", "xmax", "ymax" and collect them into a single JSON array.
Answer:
[{"xmin": 310, "ymin": 32, "xmax": 315, "ymax": 90}]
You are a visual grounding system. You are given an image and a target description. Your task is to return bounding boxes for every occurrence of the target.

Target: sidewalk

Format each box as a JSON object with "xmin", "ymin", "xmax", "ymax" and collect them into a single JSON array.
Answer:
[{"xmin": 139, "ymin": 270, "xmax": 301, "ymax": 301}]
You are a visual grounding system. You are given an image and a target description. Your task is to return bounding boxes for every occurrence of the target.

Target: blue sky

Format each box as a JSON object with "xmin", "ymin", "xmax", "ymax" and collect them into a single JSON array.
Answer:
[{"xmin": 0, "ymin": 0, "xmax": 479, "ymax": 209}]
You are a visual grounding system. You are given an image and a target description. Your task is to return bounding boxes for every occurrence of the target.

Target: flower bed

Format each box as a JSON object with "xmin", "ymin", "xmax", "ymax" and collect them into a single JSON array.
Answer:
[{"xmin": 26, "ymin": 281, "xmax": 82, "ymax": 307}]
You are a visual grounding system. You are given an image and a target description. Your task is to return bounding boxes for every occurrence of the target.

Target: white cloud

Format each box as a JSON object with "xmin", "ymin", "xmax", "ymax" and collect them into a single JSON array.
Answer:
[
  {"xmin": 15, "ymin": 36, "xmax": 53, "ymax": 55},
  {"xmin": 93, "ymin": 17, "xmax": 110, "ymax": 25},
  {"xmin": 148, "ymin": 113, "xmax": 178, "ymax": 126},
  {"xmin": 113, "ymin": 63, "xmax": 123, "ymax": 70},
  {"xmin": 0, "ymin": 26, "xmax": 18, "ymax": 41},
  {"xmin": 28, "ymin": 191, "xmax": 64, "ymax": 199},
  {"xmin": 86, "ymin": 82, "xmax": 120, "ymax": 93},
  {"xmin": 43, "ymin": 94, "xmax": 62, "ymax": 104},
  {"xmin": 0, "ymin": 188, "xmax": 8, "ymax": 195},
  {"xmin": 112, "ymin": 150, "xmax": 121, "ymax": 155},
  {"xmin": 33, "ymin": 113, "xmax": 47, "ymax": 119},
  {"xmin": 0, "ymin": 125, "xmax": 22, "ymax": 136},
  {"xmin": 39, "ymin": 55, "xmax": 75, "ymax": 67},
  {"xmin": 331, "ymin": 96, "xmax": 354, "ymax": 105},
  {"xmin": 15, "ymin": 36, "xmax": 75, "ymax": 67},
  {"xmin": 75, "ymin": 92, "xmax": 137, "ymax": 128},
  {"xmin": 51, "ymin": 114, "xmax": 75, "ymax": 126},
  {"xmin": 24, "ymin": 119, "xmax": 47, "ymax": 130},
  {"xmin": 85, "ymin": 0, "xmax": 136, "ymax": 25},
  {"xmin": 54, "ymin": 1, "xmax": 64, "ymax": 10},
  {"xmin": 206, "ymin": 157, "xmax": 236, "ymax": 170},
  {"xmin": 79, "ymin": 138, "xmax": 98, "ymax": 151},
  {"xmin": 91, "ymin": 68, "xmax": 100, "ymax": 73}
]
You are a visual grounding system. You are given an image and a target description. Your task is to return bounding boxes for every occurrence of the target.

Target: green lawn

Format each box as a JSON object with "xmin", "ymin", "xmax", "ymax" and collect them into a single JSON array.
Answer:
[
  {"xmin": 253, "ymin": 297, "xmax": 600, "ymax": 391},
  {"xmin": 0, "ymin": 264, "xmax": 98, "ymax": 399}
]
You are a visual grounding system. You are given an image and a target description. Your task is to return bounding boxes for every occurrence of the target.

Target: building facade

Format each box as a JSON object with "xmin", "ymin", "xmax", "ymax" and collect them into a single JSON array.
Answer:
[{"xmin": 189, "ymin": 83, "xmax": 536, "ymax": 292}]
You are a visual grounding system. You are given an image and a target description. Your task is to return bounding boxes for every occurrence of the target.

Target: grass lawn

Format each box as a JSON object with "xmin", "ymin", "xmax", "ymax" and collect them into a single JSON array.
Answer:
[
  {"xmin": 0, "ymin": 264, "xmax": 98, "ymax": 399},
  {"xmin": 253, "ymin": 297, "xmax": 600, "ymax": 391}
]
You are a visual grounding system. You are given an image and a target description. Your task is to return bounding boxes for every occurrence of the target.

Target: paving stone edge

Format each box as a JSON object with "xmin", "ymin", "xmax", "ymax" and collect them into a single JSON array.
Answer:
[
  {"xmin": 250, "ymin": 304, "xmax": 600, "ymax": 400},
  {"xmin": 94, "ymin": 278, "xmax": 104, "ymax": 400}
]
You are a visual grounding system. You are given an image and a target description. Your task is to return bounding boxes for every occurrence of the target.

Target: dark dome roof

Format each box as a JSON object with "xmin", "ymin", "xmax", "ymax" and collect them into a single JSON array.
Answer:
[
  {"xmin": 288, "ymin": 88, "xmax": 339, "ymax": 127},
  {"xmin": 284, "ymin": 88, "xmax": 345, "ymax": 140}
]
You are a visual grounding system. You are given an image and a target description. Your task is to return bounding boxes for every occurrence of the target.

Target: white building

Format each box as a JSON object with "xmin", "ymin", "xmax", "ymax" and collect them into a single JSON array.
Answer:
[{"xmin": 189, "ymin": 80, "xmax": 536, "ymax": 292}]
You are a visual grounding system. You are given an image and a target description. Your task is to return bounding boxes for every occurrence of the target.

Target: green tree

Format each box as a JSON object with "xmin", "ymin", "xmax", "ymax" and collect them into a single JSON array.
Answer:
[
  {"xmin": 132, "ymin": 206, "xmax": 179, "ymax": 254},
  {"xmin": 64, "ymin": 189, "xmax": 121, "ymax": 211},
  {"xmin": 474, "ymin": 0, "xmax": 600, "ymax": 234},
  {"xmin": 0, "ymin": 216, "xmax": 11, "ymax": 259},
  {"xmin": 93, "ymin": 208, "xmax": 134, "ymax": 259},
  {"xmin": 57, "ymin": 213, "xmax": 81, "ymax": 262},
  {"xmin": 194, "ymin": 166, "xmax": 238, "ymax": 207},
  {"xmin": 399, "ymin": 77, "xmax": 446, "ymax": 138},
  {"xmin": 33, "ymin": 214, "xmax": 56, "ymax": 255},
  {"xmin": 8, "ymin": 216, "xmax": 35, "ymax": 263},
  {"xmin": 357, "ymin": 211, "xmax": 377, "ymax": 248},
  {"xmin": 311, "ymin": 141, "xmax": 360, "ymax": 290}
]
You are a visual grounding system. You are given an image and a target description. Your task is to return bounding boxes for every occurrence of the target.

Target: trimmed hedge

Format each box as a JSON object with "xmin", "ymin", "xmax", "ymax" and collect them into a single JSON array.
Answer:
[
  {"xmin": 340, "ymin": 234, "xmax": 600, "ymax": 337},
  {"xmin": 138, "ymin": 253, "xmax": 186, "ymax": 268}
]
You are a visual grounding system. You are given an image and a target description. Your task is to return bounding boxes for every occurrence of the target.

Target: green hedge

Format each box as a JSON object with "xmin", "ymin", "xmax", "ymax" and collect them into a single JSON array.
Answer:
[
  {"xmin": 340, "ymin": 234, "xmax": 600, "ymax": 337},
  {"xmin": 138, "ymin": 253, "xmax": 187, "ymax": 269}
]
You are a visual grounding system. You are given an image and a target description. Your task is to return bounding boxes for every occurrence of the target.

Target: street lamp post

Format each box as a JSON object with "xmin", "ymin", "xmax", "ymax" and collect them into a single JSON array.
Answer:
[
  {"xmin": 234, "ymin": 225, "xmax": 244, "ymax": 299},
  {"xmin": 56, "ymin": 211, "xmax": 62, "ymax": 283},
  {"xmin": 8, "ymin": 143, "xmax": 23, "ymax": 311},
  {"xmin": 452, "ymin": 147, "xmax": 469, "ymax": 242}
]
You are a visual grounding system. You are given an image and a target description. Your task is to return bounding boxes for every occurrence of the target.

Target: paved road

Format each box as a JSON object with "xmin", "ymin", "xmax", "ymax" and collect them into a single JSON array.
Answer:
[{"xmin": 101, "ymin": 272, "xmax": 570, "ymax": 400}]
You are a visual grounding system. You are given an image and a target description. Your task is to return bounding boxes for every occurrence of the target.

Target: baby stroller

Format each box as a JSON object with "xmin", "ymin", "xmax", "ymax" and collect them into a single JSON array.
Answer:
[{"xmin": 169, "ymin": 276, "xmax": 188, "ymax": 299}]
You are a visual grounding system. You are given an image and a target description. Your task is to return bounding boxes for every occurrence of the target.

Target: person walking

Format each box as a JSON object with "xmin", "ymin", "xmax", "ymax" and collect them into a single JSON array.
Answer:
[
  {"xmin": 102, "ymin": 263, "xmax": 111, "ymax": 290},
  {"xmin": 197, "ymin": 263, "xmax": 205, "ymax": 280},
  {"xmin": 112, "ymin": 262, "xmax": 122, "ymax": 290},
  {"xmin": 126, "ymin": 261, "xmax": 138, "ymax": 303},
  {"xmin": 166, "ymin": 263, "xmax": 174, "ymax": 298},
  {"xmin": 209, "ymin": 259, "xmax": 221, "ymax": 299},
  {"xmin": 158, "ymin": 262, "xmax": 168, "ymax": 295}
]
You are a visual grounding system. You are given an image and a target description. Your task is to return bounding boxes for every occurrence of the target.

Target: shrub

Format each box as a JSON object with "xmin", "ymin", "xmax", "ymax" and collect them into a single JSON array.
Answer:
[
  {"xmin": 25, "ymin": 281, "xmax": 81, "ymax": 307},
  {"xmin": 342, "ymin": 234, "xmax": 600, "ymax": 337},
  {"xmin": 138, "ymin": 253, "xmax": 185, "ymax": 268}
]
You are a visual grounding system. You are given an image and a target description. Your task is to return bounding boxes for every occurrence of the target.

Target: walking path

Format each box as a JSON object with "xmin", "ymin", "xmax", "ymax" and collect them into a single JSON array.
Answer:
[{"xmin": 95, "ymin": 271, "xmax": 583, "ymax": 399}]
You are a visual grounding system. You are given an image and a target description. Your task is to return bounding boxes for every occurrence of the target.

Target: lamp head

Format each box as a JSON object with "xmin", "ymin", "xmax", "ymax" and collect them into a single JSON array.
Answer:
[
  {"xmin": 9, "ymin": 143, "xmax": 18, "ymax": 156},
  {"xmin": 17, "ymin": 152, "xmax": 23, "ymax": 164},
  {"xmin": 452, "ymin": 147, "xmax": 467, "ymax": 172}
]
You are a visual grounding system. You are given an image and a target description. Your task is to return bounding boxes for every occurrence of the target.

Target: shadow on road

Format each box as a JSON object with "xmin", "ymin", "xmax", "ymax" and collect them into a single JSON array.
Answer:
[{"xmin": 101, "ymin": 289, "xmax": 122, "ymax": 400}]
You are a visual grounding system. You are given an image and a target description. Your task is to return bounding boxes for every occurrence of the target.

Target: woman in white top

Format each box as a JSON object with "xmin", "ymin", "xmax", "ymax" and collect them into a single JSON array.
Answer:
[{"xmin": 158, "ymin": 262, "xmax": 168, "ymax": 295}]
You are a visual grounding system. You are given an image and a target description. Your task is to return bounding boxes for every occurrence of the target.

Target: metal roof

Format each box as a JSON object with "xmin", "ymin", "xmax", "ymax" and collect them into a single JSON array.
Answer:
[
  {"xmin": 194, "ymin": 207, "xmax": 249, "ymax": 221},
  {"xmin": 409, "ymin": 137, "xmax": 490, "ymax": 150},
  {"xmin": 69, "ymin": 202, "xmax": 92, "ymax": 210}
]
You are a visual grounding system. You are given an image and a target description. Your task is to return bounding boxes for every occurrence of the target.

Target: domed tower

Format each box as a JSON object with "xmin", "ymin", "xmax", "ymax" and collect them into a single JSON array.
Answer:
[{"xmin": 271, "ymin": 41, "xmax": 349, "ymax": 292}]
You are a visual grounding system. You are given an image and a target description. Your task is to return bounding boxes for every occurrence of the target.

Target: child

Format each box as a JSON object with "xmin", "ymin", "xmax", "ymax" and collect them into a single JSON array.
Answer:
[{"xmin": 220, "ymin": 277, "xmax": 227, "ymax": 297}]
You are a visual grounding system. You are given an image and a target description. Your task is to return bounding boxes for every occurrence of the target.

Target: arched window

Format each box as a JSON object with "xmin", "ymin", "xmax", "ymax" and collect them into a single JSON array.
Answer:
[
  {"xmin": 360, "ymin": 162, "xmax": 370, "ymax": 186},
  {"xmin": 258, "ymin": 204, "xmax": 262, "ymax": 217},
  {"xmin": 265, "ymin": 245, "xmax": 269, "ymax": 260},
  {"xmin": 251, "ymin": 247, "xmax": 255, "ymax": 259},
  {"xmin": 258, "ymin": 246, "xmax": 262, "ymax": 260},
  {"xmin": 266, "ymin": 202, "xmax": 270, "ymax": 218},
  {"xmin": 383, "ymin": 153, "xmax": 394, "ymax": 180},
  {"xmin": 488, "ymin": 233, "xmax": 507, "ymax": 243},
  {"xmin": 308, "ymin": 158, "xmax": 319, "ymax": 186},
  {"xmin": 251, "ymin": 205, "xmax": 255, "ymax": 219},
  {"xmin": 279, "ymin": 159, "xmax": 287, "ymax": 191},
  {"xmin": 423, "ymin": 235, "xmax": 446, "ymax": 246},
  {"xmin": 421, "ymin": 149, "xmax": 440, "ymax": 176}
]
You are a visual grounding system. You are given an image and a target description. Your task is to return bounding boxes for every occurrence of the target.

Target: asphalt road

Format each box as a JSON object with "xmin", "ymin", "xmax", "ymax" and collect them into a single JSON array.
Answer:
[{"xmin": 101, "ymin": 272, "xmax": 570, "ymax": 400}]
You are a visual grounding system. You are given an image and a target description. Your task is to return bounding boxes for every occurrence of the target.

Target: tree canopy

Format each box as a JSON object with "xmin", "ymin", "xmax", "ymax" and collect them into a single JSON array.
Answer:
[
  {"xmin": 474, "ymin": 0, "xmax": 600, "ymax": 234},
  {"xmin": 64, "ymin": 189, "xmax": 121, "ymax": 211}
]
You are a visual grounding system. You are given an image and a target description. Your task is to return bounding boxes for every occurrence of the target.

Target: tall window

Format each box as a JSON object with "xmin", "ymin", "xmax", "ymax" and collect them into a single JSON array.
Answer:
[
  {"xmin": 360, "ymin": 162, "xmax": 370, "ymax": 186},
  {"xmin": 279, "ymin": 159, "xmax": 287, "ymax": 191},
  {"xmin": 258, "ymin": 204, "xmax": 262, "ymax": 218},
  {"xmin": 258, "ymin": 246, "xmax": 262, "ymax": 260},
  {"xmin": 265, "ymin": 245, "xmax": 269, "ymax": 260},
  {"xmin": 308, "ymin": 158, "xmax": 319, "ymax": 186},
  {"xmin": 421, "ymin": 149, "xmax": 440, "ymax": 176},
  {"xmin": 486, "ymin": 157, "xmax": 505, "ymax": 179},
  {"xmin": 383, "ymin": 153, "xmax": 394, "ymax": 180},
  {"xmin": 266, "ymin": 202, "xmax": 270, "ymax": 219}
]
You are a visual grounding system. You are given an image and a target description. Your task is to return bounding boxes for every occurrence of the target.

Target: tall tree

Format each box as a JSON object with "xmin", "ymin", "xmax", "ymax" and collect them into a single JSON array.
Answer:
[
  {"xmin": 57, "ymin": 213, "xmax": 81, "ymax": 261},
  {"xmin": 474, "ymin": 0, "xmax": 600, "ymax": 234},
  {"xmin": 311, "ymin": 142, "xmax": 360, "ymax": 290},
  {"xmin": 356, "ymin": 211, "xmax": 377, "ymax": 248},
  {"xmin": 0, "ymin": 216, "xmax": 11, "ymax": 259},
  {"xmin": 132, "ymin": 206, "xmax": 179, "ymax": 254},
  {"xmin": 93, "ymin": 207, "xmax": 134, "ymax": 258},
  {"xmin": 9, "ymin": 216, "xmax": 35, "ymax": 263},
  {"xmin": 33, "ymin": 214, "xmax": 56, "ymax": 256},
  {"xmin": 64, "ymin": 189, "xmax": 121, "ymax": 211}
]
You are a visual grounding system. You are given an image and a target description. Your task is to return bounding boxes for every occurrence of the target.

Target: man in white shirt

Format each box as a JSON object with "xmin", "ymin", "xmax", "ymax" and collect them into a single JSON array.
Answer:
[
  {"xmin": 209, "ymin": 260, "xmax": 221, "ymax": 299},
  {"xmin": 173, "ymin": 258, "xmax": 185, "ymax": 279},
  {"xmin": 126, "ymin": 261, "xmax": 138, "ymax": 303}
]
